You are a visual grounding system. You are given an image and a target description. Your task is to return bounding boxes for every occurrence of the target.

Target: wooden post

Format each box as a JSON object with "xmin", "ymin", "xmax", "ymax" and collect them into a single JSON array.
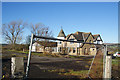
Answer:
[
  {"xmin": 103, "ymin": 45, "xmax": 112, "ymax": 80},
  {"xmin": 104, "ymin": 55, "xmax": 112, "ymax": 80},
  {"xmin": 103, "ymin": 45, "xmax": 107, "ymax": 79},
  {"xmin": 11, "ymin": 57, "xmax": 24, "ymax": 78}
]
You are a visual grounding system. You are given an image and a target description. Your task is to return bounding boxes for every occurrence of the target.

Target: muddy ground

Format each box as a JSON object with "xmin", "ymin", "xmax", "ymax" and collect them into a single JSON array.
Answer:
[
  {"xmin": 2, "ymin": 55, "xmax": 93, "ymax": 79},
  {"xmin": 28, "ymin": 56, "xmax": 93, "ymax": 78},
  {"xmin": 2, "ymin": 52, "xmax": 120, "ymax": 79}
]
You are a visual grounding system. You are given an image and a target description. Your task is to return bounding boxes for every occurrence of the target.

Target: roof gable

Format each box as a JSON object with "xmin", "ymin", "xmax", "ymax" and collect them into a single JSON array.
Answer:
[
  {"xmin": 84, "ymin": 32, "xmax": 94, "ymax": 42},
  {"xmin": 66, "ymin": 34, "xmax": 76, "ymax": 40},
  {"xmin": 82, "ymin": 32, "xmax": 91, "ymax": 41},
  {"xmin": 57, "ymin": 29, "xmax": 66, "ymax": 37},
  {"xmin": 73, "ymin": 32, "xmax": 84, "ymax": 41},
  {"xmin": 93, "ymin": 34, "xmax": 103, "ymax": 41},
  {"xmin": 65, "ymin": 31, "xmax": 102, "ymax": 43},
  {"xmin": 66, "ymin": 31, "xmax": 91, "ymax": 42}
]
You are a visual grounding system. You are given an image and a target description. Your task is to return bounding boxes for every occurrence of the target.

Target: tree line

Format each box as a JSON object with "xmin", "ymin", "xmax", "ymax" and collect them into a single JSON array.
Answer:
[{"xmin": 2, "ymin": 20, "xmax": 53, "ymax": 50}]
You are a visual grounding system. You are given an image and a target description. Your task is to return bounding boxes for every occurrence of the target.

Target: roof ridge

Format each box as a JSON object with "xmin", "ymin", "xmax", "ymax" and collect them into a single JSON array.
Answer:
[{"xmin": 93, "ymin": 34, "xmax": 100, "ymax": 35}]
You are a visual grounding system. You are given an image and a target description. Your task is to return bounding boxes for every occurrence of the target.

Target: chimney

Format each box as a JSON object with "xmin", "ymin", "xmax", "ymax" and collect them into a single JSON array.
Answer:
[{"xmin": 76, "ymin": 32, "xmax": 79, "ymax": 35}]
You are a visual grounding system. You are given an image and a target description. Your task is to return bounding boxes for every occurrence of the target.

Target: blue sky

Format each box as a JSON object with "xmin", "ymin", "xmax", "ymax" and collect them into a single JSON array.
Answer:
[{"xmin": 2, "ymin": 2, "xmax": 118, "ymax": 43}]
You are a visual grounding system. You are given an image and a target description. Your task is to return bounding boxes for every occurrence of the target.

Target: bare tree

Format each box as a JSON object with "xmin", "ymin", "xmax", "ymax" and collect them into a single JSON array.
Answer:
[
  {"xmin": 2, "ymin": 20, "xmax": 27, "ymax": 49},
  {"xmin": 31, "ymin": 23, "xmax": 53, "ymax": 41},
  {"xmin": 31, "ymin": 23, "xmax": 53, "ymax": 53}
]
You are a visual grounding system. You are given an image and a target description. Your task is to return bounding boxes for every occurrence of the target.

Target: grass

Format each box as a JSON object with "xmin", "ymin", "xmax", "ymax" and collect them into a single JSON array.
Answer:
[
  {"xmin": 31, "ymin": 52, "xmax": 44, "ymax": 56},
  {"xmin": 68, "ymin": 55, "xmax": 85, "ymax": 58},
  {"xmin": 112, "ymin": 60, "xmax": 118, "ymax": 66},
  {"xmin": 69, "ymin": 56, "xmax": 77, "ymax": 58},
  {"xmin": 3, "ymin": 49, "xmax": 45, "ymax": 57},
  {"xmin": 48, "ymin": 68, "xmax": 88, "ymax": 78},
  {"xmin": 85, "ymin": 65, "xmax": 89, "ymax": 68},
  {"xmin": 76, "ymin": 61, "xmax": 81, "ymax": 63},
  {"xmin": 88, "ymin": 54, "xmax": 103, "ymax": 78},
  {"xmin": 112, "ymin": 58, "xmax": 120, "ymax": 66},
  {"xmin": 66, "ymin": 69, "xmax": 88, "ymax": 74},
  {"xmin": 48, "ymin": 69, "xmax": 66, "ymax": 73},
  {"xmin": 115, "ymin": 57, "xmax": 120, "ymax": 60},
  {"xmin": 64, "ymin": 70, "xmax": 88, "ymax": 78},
  {"xmin": 2, "ymin": 49, "xmax": 63, "ymax": 59}
]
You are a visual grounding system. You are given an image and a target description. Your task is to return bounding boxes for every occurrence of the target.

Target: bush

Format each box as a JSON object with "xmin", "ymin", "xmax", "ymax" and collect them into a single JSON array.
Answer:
[
  {"xmin": 43, "ymin": 52, "xmax": 51, "ymax": 56},
  {"xmin": 51, "ymin": 53, "xmax": 60, "ymax": 57},
  {"xmin": 2, "ymin": 44, "xmax": 29, "ymax": 51}
]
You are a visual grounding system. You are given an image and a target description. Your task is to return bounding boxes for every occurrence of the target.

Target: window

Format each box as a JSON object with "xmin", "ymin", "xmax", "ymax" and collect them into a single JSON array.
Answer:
[
  {"xmin": 73, "ymin": 47, "xmax": 76, "ymax": 53},
  {"xmin": 97, "ymin": 41, "xmax": 100, "ymax": 44},
  {"xmin": 68, "ymin": 47, "xmax": 71, "ymax": 53},
  {"xmin": 68, "ymin": 47, "xmax": 70, "ymax": 52},
  {"xmin": 52, "ymin": 48, "xmax": 54, "ymax": 52},
  {"xmin": 59, "ymin": 41, "xmax": 61, "ymax": 44},
  {"xmin": 58, "ymin": 47, "xmax": 61, "ymax": 52},
  {"xmin": 84, "ymin": 48, "xmax": 87, "ymax": 55},
  {"xmin": 60, "ymin": 47, "xmax": 61, "ymax": 52},
  {"xmin": 70, "ymin": 39, "xmax": 74, "ymax": 44},
  {"xmin": 89, "ymin": 40, "xmax": 92, "ymax": 43}
]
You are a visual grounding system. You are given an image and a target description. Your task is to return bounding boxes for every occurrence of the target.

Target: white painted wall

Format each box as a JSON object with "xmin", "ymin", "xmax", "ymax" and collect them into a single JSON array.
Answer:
[
  {"xmin": 30, "ymin": 42, "xmax": 41, "ymax": 52},
  {"xmin": 94, "ymin": 36, "xmax": 103, "ymax": 44},
  {"xmin": 77, "ymin": 43, "xmax": 82, "ymax": 47},
  {"xmin": 97, "ymin": 36, "xmax": 101, "ymax": 40},
  {"xmin": 94, "ymin": 41, "xmax": 103, "ymax": 44},
  {"xmin": 57, "ymin": 37, "xmax": 65, "ymax": 40},
  {"xmin": 31, "ymin": 46, "xmax": 36, "ymax": 52},
  {"xmin": 57, "ymin": 37, "xmax": 65, "ymax": 52}
]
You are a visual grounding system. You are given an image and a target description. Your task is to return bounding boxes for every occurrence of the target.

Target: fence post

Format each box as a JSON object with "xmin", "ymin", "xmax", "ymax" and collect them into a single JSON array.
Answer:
[
  {"xmin": 11, "ymin": 57, "xmax": 24, "ymax": 78},
  {"xmin": 104, "ymin": 55, "xmax": 112, "ymax": 80},
  {"xmin": 103, "ymin": 45, "xmax": 107, "ymax": 79},
  {"xmin": 103, "ymin": 45, "xmax": 112, "ymax": 80}
]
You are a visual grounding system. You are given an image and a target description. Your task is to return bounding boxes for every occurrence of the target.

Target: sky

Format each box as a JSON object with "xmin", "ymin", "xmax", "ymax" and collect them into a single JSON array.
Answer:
[{"xmin": 1, "ymin": 2, "xmax": 118, "ymax": 43}]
